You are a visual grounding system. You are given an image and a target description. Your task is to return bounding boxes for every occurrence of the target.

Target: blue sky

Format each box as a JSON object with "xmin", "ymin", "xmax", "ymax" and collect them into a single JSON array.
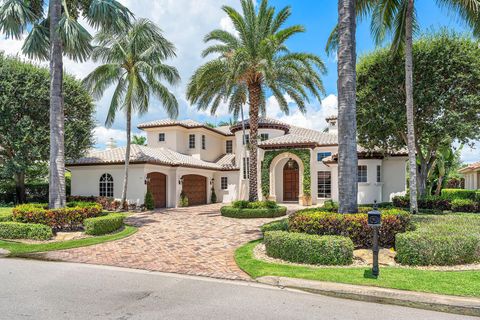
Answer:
[{"xmin": 0, "ymin": 0, "xmax": 477, "ymax": 162}]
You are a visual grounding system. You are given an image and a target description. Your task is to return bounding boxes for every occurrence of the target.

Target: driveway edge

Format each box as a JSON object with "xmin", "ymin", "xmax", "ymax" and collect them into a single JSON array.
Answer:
[{"xmin": 256, "ymin": 276, "xmax": 480, "ymax": 317}]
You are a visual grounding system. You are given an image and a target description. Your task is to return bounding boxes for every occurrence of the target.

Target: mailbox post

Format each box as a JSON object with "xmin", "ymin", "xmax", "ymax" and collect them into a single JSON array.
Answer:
[{"xmin": 367, "ymin": 204, "xmax": 381, "ymax": 277}]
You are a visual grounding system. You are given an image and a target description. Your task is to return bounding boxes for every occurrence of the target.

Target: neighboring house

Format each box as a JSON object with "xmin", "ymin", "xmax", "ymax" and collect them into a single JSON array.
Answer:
[
  {"xmin": 459, "ymin": 162, "xmax": 480, "ymax": 190},
  {"xmin": 67, "ymin": 117, "xmax": 408, "ymax": 208}
]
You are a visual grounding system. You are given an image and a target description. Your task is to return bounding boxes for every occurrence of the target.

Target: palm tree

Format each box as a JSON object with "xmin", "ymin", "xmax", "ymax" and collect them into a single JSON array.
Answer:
[
  {"xmin": 0, "ymin": 0, "xmax": 132, "ymax": 208},
  {"xmin": 131, "ymin": 135, "xmax": 147, "ymax": 146},
  {"xmin": 84, "ymin": 19, "xmax": 180, "ymax": 207},
  {"xmin": 187, "ymin": 0, "xmax": 326, "ymax": 202}
]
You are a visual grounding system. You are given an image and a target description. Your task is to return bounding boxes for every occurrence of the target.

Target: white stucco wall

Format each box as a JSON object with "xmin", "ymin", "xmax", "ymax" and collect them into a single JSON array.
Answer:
[
  {"xmin": 213, "ymin": 171, "xmax": 240, "ymax": 203},
  {"xmin": 464, "ymin": 171, "xmax": 479, "ymax": 190},
  {"xmin": 382, "ymin": 157, "xmax": 408, "ymax": 201}
]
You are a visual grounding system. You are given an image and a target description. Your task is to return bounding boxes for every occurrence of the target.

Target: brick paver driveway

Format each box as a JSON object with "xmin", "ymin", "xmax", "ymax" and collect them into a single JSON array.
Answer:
[{"xmin": 33, "ymin": 204, "xmax": 290, "ymax": 280}]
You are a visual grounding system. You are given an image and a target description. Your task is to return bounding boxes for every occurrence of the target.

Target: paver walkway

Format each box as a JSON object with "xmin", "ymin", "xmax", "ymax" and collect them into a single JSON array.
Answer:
[{"xmin": 33, "ymin": 204, "xmax": 294, "ymax": 280}]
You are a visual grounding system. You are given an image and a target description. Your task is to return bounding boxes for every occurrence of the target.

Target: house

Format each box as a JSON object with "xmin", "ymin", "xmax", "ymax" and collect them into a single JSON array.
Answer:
[
  {"xmin": 67, "ymin": 117, "xmax": 408, "ymax": 208},
  {"xmin": 459, "ymin": 162, "xmax": 480, "ymax": 190}
]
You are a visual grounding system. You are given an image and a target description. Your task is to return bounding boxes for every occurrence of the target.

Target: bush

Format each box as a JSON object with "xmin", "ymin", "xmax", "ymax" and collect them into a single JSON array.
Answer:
[
  {"xmin": 0, "ymin": 212, "xmax": 13, "ymax": 222},
  {"xmin": 221, "ymin": 206, "xmax": 287, "ymax": 219},
  {"xmin": 12, "ymin": 202, "xmax": 103, "ymax": 231},
  {"xmin": 264, "ymin": 231, "xmax": 354, "ymax": 265},
  {"xmin": 67, "ymin": 196, "xmax": 122, "ymax": 211},
  {"xmin": 451, "ymin": 199, "xmax": 477, "ymax": 212},
  {"xmin": 441, "ymin": 189, "xmax": 478, "ymax": 201},
  {"xmin": 288, "ymin": 209, "xmax": 411, "ymax": 248},
  {"xmin": 392, "ymin": 194, "xmax": 480, "ymax": 212},
  {"xmin": 261, "ymin": 218, "xmax": 289, "ymax": 234},
  {"xmin": 0, "ymin": 182, "xmax": 50, "ymax": 204},
  {"xmin": 232, "ymin": 200, "xmax": 278, "ymax": 209},
  {"xmin": 396, "ymin": 232, "xmax": 480, "ymax": 266},
  {"xmin": 144, "ymin": 191, "xmax": 154, "ymax": 210},
  {"xmin": 392, "ymin": 195, "xmax": 410, "ymax": 208},
  {"xmin": 211, "ymin": 188, "xmax": 217, "ymax": 203},
  {"xmin": 322, "ymin": 200, "xmax": 338, "ymax": 212},
  {"xmin": 0, "ymin": 222, "xmax": 52, "ymax": 240},
  {"xmin": 84, "ymin": 213, "xmax": 125, "ymax": 236}
]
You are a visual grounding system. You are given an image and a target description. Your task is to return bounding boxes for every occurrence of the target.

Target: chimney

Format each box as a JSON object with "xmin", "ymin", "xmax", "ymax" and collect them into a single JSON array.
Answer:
[
  {"xmin": 325, "ymin": 116, "xmax": 338, "ymax": 134},
  {"xmin": 106, "ymin": 138, "xmax": 117, "ymax": 150}
]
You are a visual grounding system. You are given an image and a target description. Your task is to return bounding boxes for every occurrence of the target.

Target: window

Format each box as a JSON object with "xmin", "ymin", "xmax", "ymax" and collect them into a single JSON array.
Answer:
[
  {"xmin": 317, "ymin": 152, "xmax": 332, "ymax": 161},
  {"xmin": 260, "ymin": 133, "xmax": 269, "ymax": 141},
  {"xmin": 202, "ymin": 135, "xmax": 206, "ymax": 150},
  {"xmin": 358, "ymin": 165, "xmax": 368, "ymax": 183},
  {"xmin": 221, "ymin": 177, "xmax": 228, "ymax": 190},
  {"xmin": 243, "ymin": 134, "xmax": 250, "ymax": 145},
  {"xmin": 189, "ymin": 134, "xmax": 195, "ymax": 149},
  {"xmin": 226, "ymin": 140, "xmax": 233, "ymax": 154},
  {"xmin": 317, "ymin": 171, "xmax": 331, "ymax": 198},
  {"xmin": 158, "ymin": 133, "xmax": 165, "ymax": 142},
  {"xmin": 376, "ymin": 165, "xmax": 381, "ymax": 183},
  {"xmin": 99, "ymin": 173, "xmax": 114, "ymax": 197},
  {"xmin": 243, "ymin": 157, "xmax": 250, "ymax": 179}
]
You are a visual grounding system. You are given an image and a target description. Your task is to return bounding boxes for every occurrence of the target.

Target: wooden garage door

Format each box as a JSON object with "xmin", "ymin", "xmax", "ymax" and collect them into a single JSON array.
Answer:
[
  {"xmin": 182, "ymin": 174, "xmax": 207, "ymax": 206},
  {"xmin": 147, "ymin": 172, "xmax": 167, "ymax": 208}
]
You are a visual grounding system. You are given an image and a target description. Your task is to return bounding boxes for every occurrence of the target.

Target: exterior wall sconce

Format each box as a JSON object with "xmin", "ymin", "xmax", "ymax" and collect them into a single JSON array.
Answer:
[
  {"xmin": 210, "ymin": 178, "xmax": 215, "ymax": 186},
  {"xmin": 144, "ymin": 177, "xmax": 151, "ymax": 185},
  {"xmin": 178, "ymin": 177, "xmax": 184, "ymax": 185}
]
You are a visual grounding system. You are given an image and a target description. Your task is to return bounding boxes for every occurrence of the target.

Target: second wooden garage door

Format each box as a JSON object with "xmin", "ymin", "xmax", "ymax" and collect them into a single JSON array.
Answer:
[{"xmin": 182, "ymin": 174, "xmax": 207, "ymax": 206}]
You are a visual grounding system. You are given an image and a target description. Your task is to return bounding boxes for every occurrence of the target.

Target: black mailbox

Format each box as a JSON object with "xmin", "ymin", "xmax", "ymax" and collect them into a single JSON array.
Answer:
[{"xmin": 367, "ymin": 209, "xmax": 381, "ymax": 226}]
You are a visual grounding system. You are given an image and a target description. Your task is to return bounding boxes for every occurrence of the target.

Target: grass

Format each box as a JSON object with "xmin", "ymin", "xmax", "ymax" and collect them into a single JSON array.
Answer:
[
  {"xmin": 235, "ymin": 213, "xmax": 480, "ymax": 298},
  {"xmin": 0, "ymin": 207, "xmax": 12, "ymax": 214},
  {"xmin": 0, "ymin": 225, "xmax": 137, "ymax": 256}
]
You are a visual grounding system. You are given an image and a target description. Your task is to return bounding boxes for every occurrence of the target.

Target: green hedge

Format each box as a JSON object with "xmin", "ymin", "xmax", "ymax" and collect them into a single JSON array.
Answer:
[
  {"xmin": 396, "ymin": 215, "xmax": 480, "ymax": 266},
  {"xmin": 221, "ymin": 206, "xmax": 287, "ymax": 219},
  {"xmin": 441, "ymin": 189, "xmax": 479, "ymax": 201},
  {"xmin": 232, "ymin": 200, "xmax": 278, "ymax": 209},
  {"xmin": 0, "ymin": 222, "xmax": 52, "ymax": 240},
  {"xmin": 264, "ymin": 231, "xmax": 353, "ymax": 265},
  {"xmin": 84, "ymin": 214, "xmax": 125, "ymax": 236},
  {"xmin": 289, "ymin": 209, "xmax": 411, "ymax": 248},
  {"xmin": 261, "ymin": 218, "xmax": 289, "ymax": 234},
  {"xmin": 13, "ymin": 202, "xmax": 103, "ymax": 230},
  {"xmin": 451, "ymin": 199, "xmax": 478, "ymax": 212},
  {"xmin": 0, "ymin": 212, "xmax": 13, "ymax": 222}
]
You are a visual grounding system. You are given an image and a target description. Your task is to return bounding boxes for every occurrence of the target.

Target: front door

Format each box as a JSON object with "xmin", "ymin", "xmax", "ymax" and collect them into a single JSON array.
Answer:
[
  {"xmin": 283, "ymin": 160, "xmax": 299, "ymax": 201},
  {"xmin": 147, "ymin": 172, "xmax": 167, "ymax": 208}
]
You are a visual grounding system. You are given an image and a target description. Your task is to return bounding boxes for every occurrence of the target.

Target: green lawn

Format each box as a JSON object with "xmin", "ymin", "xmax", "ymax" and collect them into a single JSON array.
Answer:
[
  {"xmin": 0, "ymin": 225, "xmax": 137, "ymax": 255},
  {"xmin": 0, "ymin": 207, "xmax": 12, "ymax": 214}
]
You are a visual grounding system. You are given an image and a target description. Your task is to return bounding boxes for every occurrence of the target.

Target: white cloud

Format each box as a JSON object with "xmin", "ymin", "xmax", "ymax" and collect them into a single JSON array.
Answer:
[
  {"xmin": 460, "ymin": 142, "xmax": 480, "ymax": 164},
  {"xmin": 93, "ymin": 126, "xmax": 127, "ymax": 145}
]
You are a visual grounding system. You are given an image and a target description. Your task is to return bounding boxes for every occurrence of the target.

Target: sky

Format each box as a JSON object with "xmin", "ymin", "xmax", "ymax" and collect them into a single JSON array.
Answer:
[{"xmin": 0, "ymin": 0, "xmax": 478, "ymax": 163}]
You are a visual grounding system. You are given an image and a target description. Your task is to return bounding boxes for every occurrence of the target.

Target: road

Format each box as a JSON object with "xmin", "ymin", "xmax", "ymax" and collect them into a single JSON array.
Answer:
[{"xmin": 0, "ymin": 259, "xmax": 474, "ymax": 320}]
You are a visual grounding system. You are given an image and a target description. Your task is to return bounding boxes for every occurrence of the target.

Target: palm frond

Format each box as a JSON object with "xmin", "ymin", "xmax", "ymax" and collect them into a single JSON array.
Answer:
[
  {"xmin": 0, "ymin": 0, "xmax": 41, "ymax": 38},
  {"xmin": 86, "ymin": 0, "xmax": 132, "ymax": 32}
]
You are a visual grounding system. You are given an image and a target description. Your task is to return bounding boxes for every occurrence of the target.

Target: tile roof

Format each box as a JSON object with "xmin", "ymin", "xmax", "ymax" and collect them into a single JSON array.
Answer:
[
  {"xmin": 459, "ymin": 161, "xmax": 480, "ymax": 173},
  {"xmin": 137, "ymin": 119, "xmax": 233, "ymax": 136},
  {"xmin": 67, "ymin": 145, "xmax": 238, "ymax": 170}
]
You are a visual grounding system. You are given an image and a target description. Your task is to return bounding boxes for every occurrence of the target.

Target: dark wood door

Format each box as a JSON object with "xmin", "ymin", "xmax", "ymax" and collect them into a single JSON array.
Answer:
[
  {"xmin": 283, "ymin": 160, "xmax": 299, "ymax": 201},
  {"xmin": 147, "ymin": 172, "xmax": 166, "ymax": 208},
  {"xmin": 182, "ymin": 175, "xmax": 207, "ymax": 206}
]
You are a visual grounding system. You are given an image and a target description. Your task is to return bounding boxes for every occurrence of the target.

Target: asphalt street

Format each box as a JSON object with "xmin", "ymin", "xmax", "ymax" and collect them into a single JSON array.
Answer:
[{"xmin": 0, "ymin": 258, "xmax": 474, "ymax": 320}]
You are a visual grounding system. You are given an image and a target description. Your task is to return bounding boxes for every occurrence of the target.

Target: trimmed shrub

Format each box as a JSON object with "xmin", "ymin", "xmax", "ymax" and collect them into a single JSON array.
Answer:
[
  {"xmin": 84, "ymin": 213, "xmax": 125, "ymax": 236},
  {"xmin": 0, "ymin": 222, "xmax": 52, "ymax": 240},
  {"xmin": 288, "ymin": 209, "xmax": 411, "ymax": 248},
  {"xmin": 211, "ymin": 188, "xmax": 217, "ymax": 203},
  {"xmin": 261, "ymin": 218, "xmax": 289, "ymax": 234},
  {"xmin": 264, "ymin": 231, "xmax": 354, "ymax": 265},
  {"xmin": 451, "ymin": 199, "xmax": 477, "ymax": 212},
  {"xmin": 396, "ymin": 232, "xmax": 480, "ymax": 266},
  {"xmin": 12, "ymin": 202, "xmax": 103, "ymax": 231},
  {"xmin": 221, "ymin": 206, "xmax": 287, "ymax": 219},
  {"xmin": 144, "ymin": 191, "xmax": 154, "ymax": 210},
  {"xmin": 441, "ymin": 189, "xmax": 478, "ymax": 201},
  {"xmin": 67, "ymin": 196, "xmax": 122, "ymax": 211},
  {"xmin": 0, "ymin": 212, "xmax": 13, "ymax": 222},
  {"xmin": 392, "ymin": 195, "xmax": 409, "ymax": 208}
]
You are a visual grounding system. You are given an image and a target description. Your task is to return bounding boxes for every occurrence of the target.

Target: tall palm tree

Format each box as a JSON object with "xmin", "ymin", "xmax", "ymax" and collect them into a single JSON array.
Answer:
[
  {"xmin": 336, "ymin": 0, "xmax": 359, "ymax": 213},
  {"xmin": 187, "ymin": 0, "xmax": 326, "ymax": 202},
  {"xmin": 84, "ymin": 19, "xmax": 180, "ymax": 207},
  {"xmin": 0, "ymin": 0, "xmax": 132, "ymax": 208}
]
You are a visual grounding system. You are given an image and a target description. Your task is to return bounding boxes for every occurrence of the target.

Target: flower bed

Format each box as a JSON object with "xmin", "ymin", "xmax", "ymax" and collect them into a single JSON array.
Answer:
[
  {"xmin": 67, "ymin": 196, "xmax": 122, "ymax": 211},
  {"xmin": 288, "ymin": 209, "xmax": 411, "ymax": 248},
  {"xmin": 264, "ymin": 231, "xmax": 353, "ymax": 265},
  {"xmin": 12, "ymin": 202, "xmax": 103, "ymax": 231},
  {"xmin": 0, "ymin": 222, "xmax": 52, "ymax": 240},
  {"xmin": 221, "ymin": 201, "xmax": 287, "ymax": 219}
]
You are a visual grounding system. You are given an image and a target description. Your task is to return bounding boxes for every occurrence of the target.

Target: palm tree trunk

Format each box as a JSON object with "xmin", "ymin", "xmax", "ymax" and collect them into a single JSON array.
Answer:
[
  {"xmin": 121, "ymin": 107, "xmax": 132, "ymax": 209},
  {"xmin": 48, "ymin": 0, "xmax": 66, "ymax": 209},
  {"xmin": 405, "ymin": 0, "xmax": 418, "ymax": 214},
  {"xmin": 247, "ymin": 82, "xmax": 261, "ymax": 202},
  {"xmin": 337, "ymin": 0, "xmax": 358, "ymax": 213}
]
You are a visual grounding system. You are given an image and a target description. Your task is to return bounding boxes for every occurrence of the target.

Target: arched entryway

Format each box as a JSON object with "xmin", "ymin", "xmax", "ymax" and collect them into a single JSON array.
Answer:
[
  {"xmin": 283, "ymin": 159, "xmax": 299, "ymax": 201},
  {"xmin": 147, "ymin": 172, "xmax": 167, "ymax": 208},
  {"xmin": 182, "ymin": 174, "xmax": 207, "ymax": 206}
]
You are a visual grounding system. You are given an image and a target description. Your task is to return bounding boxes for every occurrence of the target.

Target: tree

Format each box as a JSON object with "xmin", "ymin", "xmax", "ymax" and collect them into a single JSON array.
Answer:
[
  {"xmin": 187, "ymin": 0, "xmax": 326, "ymax": 201},
  {"xmin": 0, "ymin": 54, "xmax": 95, "ymax": 203},
  {"xmin": 428, "ymin": 142, "xmax": 463, "ymax": 196},
  {"xmin": 84, "ymin": 19, "xmax": 180, "ymax": 207},
  {"xmin": 0, "ymin": 0, "xmax": 132, "ymax": 208},
  {"xmin": 131, "ymin": 135, "xmax": 147, "ymax": 146},
  {"xmin": 218, "ymin": 118, "xmax": 237, "ymax": 127},
  {"xmin": 356, "ymin": 32, "xmax": 480, "ymax": 197}
]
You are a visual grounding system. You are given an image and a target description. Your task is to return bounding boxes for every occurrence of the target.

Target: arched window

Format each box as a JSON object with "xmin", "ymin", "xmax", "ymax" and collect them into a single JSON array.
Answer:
[{"xmin": 99, "ymin": 173, "xmax": 114, "ymax": 197}]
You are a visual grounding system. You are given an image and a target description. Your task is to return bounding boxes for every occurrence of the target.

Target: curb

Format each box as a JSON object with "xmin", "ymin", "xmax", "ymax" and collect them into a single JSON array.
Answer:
[{"xmin": 257, "ymin": 276, "xmax": 480, "ymax": 317}]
